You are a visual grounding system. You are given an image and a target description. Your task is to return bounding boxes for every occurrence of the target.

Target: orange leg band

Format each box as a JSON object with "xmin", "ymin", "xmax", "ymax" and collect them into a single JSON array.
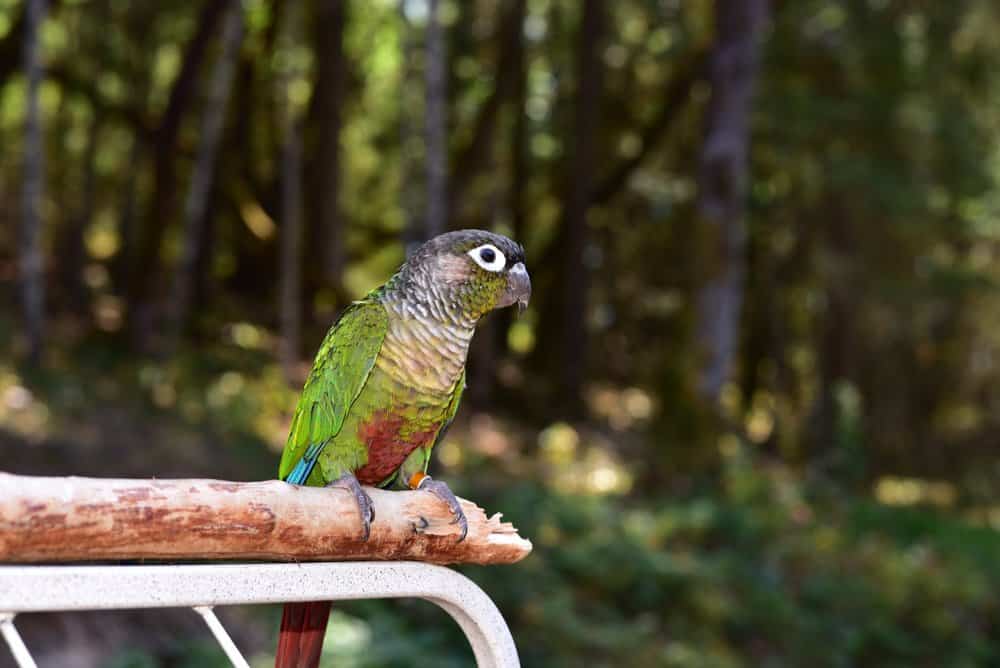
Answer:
[{"xmin": 408, "ymin": 472, "xmax": 428, "ymax": 490}]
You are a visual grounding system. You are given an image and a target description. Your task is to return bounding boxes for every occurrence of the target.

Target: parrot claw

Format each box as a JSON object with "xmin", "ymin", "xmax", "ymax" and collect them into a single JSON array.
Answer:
[
  {"xmin": 327, "ymin": 473, "xmax": 375, "ymax": 541},
  {"xmin": 419, "ymin": 478, "xmax": 468, "ymax": 542}
]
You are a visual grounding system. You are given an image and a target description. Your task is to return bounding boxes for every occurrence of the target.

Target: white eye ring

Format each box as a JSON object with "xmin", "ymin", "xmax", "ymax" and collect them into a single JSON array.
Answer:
[{"xmin": 468, "ymin": 244, "xmax": 506, "ymax": 272}]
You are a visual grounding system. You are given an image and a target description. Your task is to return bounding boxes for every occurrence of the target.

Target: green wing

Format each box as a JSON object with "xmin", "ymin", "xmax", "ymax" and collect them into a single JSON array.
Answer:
[{"xmin": 278, "ymin": 299, "xmax": 388, "ymax": 484}]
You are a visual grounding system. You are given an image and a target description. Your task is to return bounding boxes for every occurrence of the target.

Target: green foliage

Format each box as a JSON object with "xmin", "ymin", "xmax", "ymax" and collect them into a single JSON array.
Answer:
[
  {"xmin": 459, "ymin": 458, "xmax": 1000, "ymax": 667},
  {"xmin": 6, "ymin": 330, "xmax": 1000, "ymax": 666},
  {"xmin": 234, "ymin": 451, "xmax": 1000, "ymax": 668},
  {"xmin": 0, "ymin": 328, "xmax": 294, "ymax": 479}
]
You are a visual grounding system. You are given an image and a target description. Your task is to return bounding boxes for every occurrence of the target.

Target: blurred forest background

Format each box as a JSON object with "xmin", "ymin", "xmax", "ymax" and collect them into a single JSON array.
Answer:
[{"xmin": 3, "ymin": 0, "xmax": 1000, "ymax": 665}]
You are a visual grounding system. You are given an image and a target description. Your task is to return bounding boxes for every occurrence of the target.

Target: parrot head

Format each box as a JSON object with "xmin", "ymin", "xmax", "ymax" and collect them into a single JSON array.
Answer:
[{"xmin": 398, "ymin": 230, "xmax": 531, "ymax": 322}]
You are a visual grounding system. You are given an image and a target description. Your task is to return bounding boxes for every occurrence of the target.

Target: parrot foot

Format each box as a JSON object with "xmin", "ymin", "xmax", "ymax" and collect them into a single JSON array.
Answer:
[
  {"xmin": 415, "ymin": 476, "xmax": 468, "ymax": 542},
  {"xmin": 327, "ymin": 473, "xmax": 375, "ymax": 541}
]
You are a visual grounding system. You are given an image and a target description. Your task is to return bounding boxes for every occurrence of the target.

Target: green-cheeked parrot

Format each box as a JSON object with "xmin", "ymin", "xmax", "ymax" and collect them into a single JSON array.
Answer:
[{"xmin": 275, "ymin": 230, "xmax": 530, "ymax": 668}]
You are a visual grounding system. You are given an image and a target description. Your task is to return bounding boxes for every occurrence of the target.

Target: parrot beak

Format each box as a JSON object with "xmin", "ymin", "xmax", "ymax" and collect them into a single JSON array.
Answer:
[{"xmin": 500, "ymin": 262, "xmax": 531, "ymax": 313}]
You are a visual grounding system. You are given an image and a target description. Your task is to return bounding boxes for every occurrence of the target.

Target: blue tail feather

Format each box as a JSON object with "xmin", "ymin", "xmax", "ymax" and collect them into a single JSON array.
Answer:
[{"xmin": 284, "ymin": 442, "xmax": 324, "ymax": 485}]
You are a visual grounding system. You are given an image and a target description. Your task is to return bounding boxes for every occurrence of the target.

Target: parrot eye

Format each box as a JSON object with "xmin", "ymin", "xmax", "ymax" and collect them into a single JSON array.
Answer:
[{"xmin": 468, "ymin": 244, "xmax": 506, "ymax": 272}]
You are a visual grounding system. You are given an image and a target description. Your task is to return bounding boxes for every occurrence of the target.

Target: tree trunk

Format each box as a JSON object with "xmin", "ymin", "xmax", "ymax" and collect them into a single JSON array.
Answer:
[
  {"xmin": 492, "ymin": 0, "xmax": 529, "ymax": 364},
  {"xmin": 189, "ymin": 178, "xmax": 219, "ymax": 336},
  {"xmin": 20, "ymin": 0, "xmax": 47, "ymax": 365},
  {"xmin": 694, "ymin": 0, "xmax": 769, "ymax": 404},
  {"xmin": 553, "ymin": 0, "xmax": 605, "ymax": 416},
  {"xmin": 125, "ymin": 0, "xmax": 229, "ymax": 351},
  {"xmin": 112, "ymin": 135, "xmax": 144, "ymax": 298},
  {"xmin": 423, "ymin": 0, "xmax": 448, "ymax": 240},
  {"xmin": 314, "ymin": 0, "xmax": 348, "ymax": 293},
  {"xmin": 277, "ymin": 0, "xmax": 305, "ymax": 380},
  {"xmin": 0, "ymin": 473, "xmax": 531, "ymax": 565},
  {"xmin": 168, "ymin": 0, "xmax": 244, "ymax": 342},
  {"xmin": 509, "ymin": 0, "xmax": 528, "ymax": 246},
  {"xmin": 1, "ymin": 1, "xmax": 63, "ymax": 88},
  {"xmin": 448, "ymin": 0, "xmax": 526, "ymax": 224},
  {"xmin": 57, "ymin": 113, "xmax": 101, "ymax": 315},
  {"xmin": 812, "ymin": 194, "xmax": 856, "ymax": 460},
  {"xmin": 399, "ymin": 2, "xmax": 421, "ymax": 253},
  {"xmin": 110, "ymin": 3, "xmax": 154, "ymax": 299}
]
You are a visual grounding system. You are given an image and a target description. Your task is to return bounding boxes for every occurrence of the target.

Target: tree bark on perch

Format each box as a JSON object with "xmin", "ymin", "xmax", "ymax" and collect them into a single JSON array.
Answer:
[{"xmin": 0, "ymin": 473, "xmax": 531, "ymax": 565}]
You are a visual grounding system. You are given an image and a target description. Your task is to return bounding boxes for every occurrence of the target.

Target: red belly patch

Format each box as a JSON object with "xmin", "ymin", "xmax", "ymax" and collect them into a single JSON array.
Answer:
[{"xmin": 353, "ymin": 410, "xmax": 439, "ymax": 485}]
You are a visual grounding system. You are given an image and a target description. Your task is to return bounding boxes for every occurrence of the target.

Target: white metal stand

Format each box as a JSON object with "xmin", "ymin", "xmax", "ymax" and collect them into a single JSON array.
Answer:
[{"xmin": 0, "ymin": 562, "xmax": 520, "ymax": 668}]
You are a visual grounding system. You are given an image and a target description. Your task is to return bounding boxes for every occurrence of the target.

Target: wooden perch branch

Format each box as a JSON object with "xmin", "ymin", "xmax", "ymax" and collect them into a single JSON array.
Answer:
[{"xmin": 0, "ymin": 473, "xmax": 532, "ymax": 565}]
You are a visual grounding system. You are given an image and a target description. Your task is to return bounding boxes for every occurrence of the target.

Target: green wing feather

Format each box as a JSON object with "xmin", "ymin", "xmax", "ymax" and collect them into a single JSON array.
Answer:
[{"xmin": 278, "ymin": 299, "xmax": 388, "ymax": 483}]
